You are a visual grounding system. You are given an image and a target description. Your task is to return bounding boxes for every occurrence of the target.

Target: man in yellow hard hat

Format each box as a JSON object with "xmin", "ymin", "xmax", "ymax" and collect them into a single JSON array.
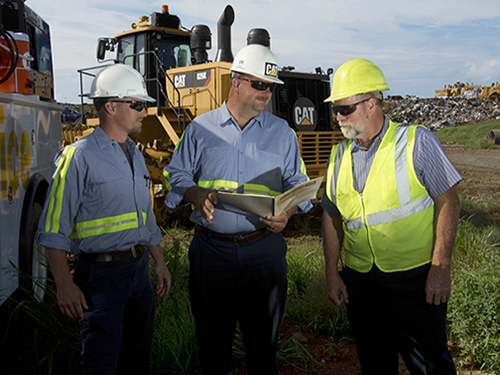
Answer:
[{"xmin": 322, "ymin": 58, "xmax": 461, "ymax": 374}]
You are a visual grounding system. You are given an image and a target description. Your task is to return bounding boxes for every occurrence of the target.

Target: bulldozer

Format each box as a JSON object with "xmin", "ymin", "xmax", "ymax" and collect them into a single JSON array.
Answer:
[
  {"xmin": 479, "ymin": 82, "xmax": 500, "ymax": 101},
  {"xmin": 435, "ymin": 81, "xmax": 500, "ymax": 101},
  {"xmin": 434, "ymin": 82, "xmax": 481, "ymax": 97},
  {"xmin": 69, "ymin": 5, "xmax": 343, "ymax": 225}
]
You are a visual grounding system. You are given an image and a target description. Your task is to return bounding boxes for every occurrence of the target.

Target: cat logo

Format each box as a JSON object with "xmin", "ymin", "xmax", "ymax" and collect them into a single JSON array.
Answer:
[
  {"xmin": 265, "ymin": 62, "xmax": 278, "ymax": 78},
  {"xmin": 174, "ymin": 74, "xmax": 186, "ymax": 88},
  {"xmin": 293, "ymin": 97, "xmax": 316, "ymax": 131}
]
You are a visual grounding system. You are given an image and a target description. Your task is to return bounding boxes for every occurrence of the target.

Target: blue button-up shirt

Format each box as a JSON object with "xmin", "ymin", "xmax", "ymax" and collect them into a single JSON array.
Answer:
[
  {"xmin": 164, "ymin": 102, "xmax": 312, "ymax": 234},
  {"xmin": 38, "ymin": 126, "xmax": 162, "ymax": 254},
  {"xmin": 322, "ymin": 117, "xmax": 463, "ymax": 215}
]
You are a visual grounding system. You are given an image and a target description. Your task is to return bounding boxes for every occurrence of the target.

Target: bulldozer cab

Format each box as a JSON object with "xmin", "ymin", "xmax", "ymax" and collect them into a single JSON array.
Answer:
[
  {"xmin": 117, "ymin": 31, "xmax": 192, "ymax": 106},
  {"xmin": 96, "ymin": 19, "xmax": 193, "ymax": 107}
]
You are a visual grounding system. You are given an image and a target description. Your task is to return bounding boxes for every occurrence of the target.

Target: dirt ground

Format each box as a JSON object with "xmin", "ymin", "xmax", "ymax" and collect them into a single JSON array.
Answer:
[{"xmin": 443, "ymin": 145, "xmax": 500, "ymax": 209}]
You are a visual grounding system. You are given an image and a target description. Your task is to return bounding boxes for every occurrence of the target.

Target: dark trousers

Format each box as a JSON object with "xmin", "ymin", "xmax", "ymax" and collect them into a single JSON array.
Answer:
[
  {"xmin": 342, "ymin": 264, "xmax": 456, "ymax": 375},
  {"xmin": 189, "ymin": 230, "xmax": 288, "ymax": 375},
  {"xmin": 73, "ymin": 250, "xmax": 156, "ymax": 375}
]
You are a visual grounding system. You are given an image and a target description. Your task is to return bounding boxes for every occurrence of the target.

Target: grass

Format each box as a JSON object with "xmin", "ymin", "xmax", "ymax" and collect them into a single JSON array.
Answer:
[
  {"xmin": 448, "ymin": 210, "xmax": 500, "ymax": 372},
  {"xmin": 435, "ymin": 118, "xmax": 500, "ymax": 149},
  {"xmin": 5, "ymin": 274, "xmax": 81, "ymax": 374},
  {"xmin": 286, "ymin": 235, "xmax": 350, "ymax": 338},
  {"xmin": 6, "ymin": 206, "xmax": 500, "ymax": 374}
]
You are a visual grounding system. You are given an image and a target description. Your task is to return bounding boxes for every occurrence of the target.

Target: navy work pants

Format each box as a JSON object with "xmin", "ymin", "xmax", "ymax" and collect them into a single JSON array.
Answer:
[
  {"xmin": 342, "ymin": 264, "xmax": 456, "ymax": 375},
  {"xmin": 73, "ymin": 250, "xmax": 156, "ymax": 375},
  {"xmin": 189, "ymin": 230, "xmax": 288, "ymax": 375}
]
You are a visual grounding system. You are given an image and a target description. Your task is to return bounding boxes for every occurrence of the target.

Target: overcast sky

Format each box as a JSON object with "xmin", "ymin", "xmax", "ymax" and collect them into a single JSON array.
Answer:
[{"xmin": 25, "ymin": 0, "xmax": 500, "ymax": 103}]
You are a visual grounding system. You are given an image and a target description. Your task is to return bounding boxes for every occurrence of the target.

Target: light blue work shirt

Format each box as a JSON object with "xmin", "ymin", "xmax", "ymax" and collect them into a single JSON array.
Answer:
[
  {"xmin": 38, "ymin": 126, "xmax": 162, "ymax": 254},
  {"xmin": 164, "ymin": 102, "xmax": 312, "ymax": 234}
]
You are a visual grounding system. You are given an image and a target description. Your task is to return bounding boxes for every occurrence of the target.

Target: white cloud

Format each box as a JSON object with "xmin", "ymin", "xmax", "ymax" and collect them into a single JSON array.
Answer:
[{"xmin": 21, "ymin": 0, "xmax": 500, "ymax": 102}]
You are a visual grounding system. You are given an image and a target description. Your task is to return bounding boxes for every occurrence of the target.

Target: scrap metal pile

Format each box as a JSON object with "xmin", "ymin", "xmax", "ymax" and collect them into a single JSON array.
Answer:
[
  {"xmin": 61, "ymin": 95, "xmax": 500, "ymax": 135},
  {"xmin": 383, "ymin": 96, "xmax": 500, "ymax": 131}
]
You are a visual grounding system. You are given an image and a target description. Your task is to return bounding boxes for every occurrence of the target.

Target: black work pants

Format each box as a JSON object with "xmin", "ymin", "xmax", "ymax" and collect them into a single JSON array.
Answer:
[
  {"xmin": 342, "ymin": 264, "xmax": 456, "ymax": 375},
  {"xmin": 73, "ymin": 250, "xmax": 155, "ymax": 375},
  {"xmin": 189, "ymin": 230, "xmax": 288, "ymax": 375}
]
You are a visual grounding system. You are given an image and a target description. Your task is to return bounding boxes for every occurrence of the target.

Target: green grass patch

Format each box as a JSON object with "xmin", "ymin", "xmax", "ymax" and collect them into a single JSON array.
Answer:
[
  {"xmin": 286, "ymin": 236, "xmax": 351, "ymax": 338},
  {"xmin": 435, "ymin": 119, "xmax": 500, "ymax": 149},
  {"xmin": 6, "ymin": 204, "xmax": 500, "ymax": 373},
  {"xmin": 448, "ymin": 199, "xmax": 500, "ymax": 372}
]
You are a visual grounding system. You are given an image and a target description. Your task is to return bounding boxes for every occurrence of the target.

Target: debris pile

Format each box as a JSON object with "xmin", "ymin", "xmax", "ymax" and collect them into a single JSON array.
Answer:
[
  {"xmin": 60, "ymin": 96, "xmax": 500, "ymax": 132},
  {"xmin": 383, "ymin": 96, "xmax": 500, "ymax": 131}
]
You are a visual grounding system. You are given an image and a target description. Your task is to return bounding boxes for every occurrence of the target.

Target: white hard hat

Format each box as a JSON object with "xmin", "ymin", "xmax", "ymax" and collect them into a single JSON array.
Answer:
[
  {"xmin": 89, "ymin": 64, "xmax": 156, "ymax": 102},
  {"xmin": 231, "ymin": 44, "xmax": 284, "ymax": 84}
]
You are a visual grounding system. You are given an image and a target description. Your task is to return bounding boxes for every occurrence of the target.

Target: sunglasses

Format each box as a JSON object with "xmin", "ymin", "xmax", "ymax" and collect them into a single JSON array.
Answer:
[
  {"xmin": 332, "ymin": 98, "xmax": 371, "ymax": 117},
  {"xmin": 109, "ymin": 100, "xmax": 146, "ymax": 112},
  {"xmin": 238, "ymin": 77, "xmax": 276, "ymax": 92}
]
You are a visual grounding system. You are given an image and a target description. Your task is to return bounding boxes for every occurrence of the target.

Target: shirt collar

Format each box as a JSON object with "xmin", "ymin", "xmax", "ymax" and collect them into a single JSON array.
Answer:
[
  {"xmin": 93, "ymin": 125, "xmax": 133, "ymax": 150},
  {"xmin": 352, "ymin": 116, "xmax": 390, "ymax": 152},
  {"xmin": 219, "ymin": 101, "xmax": 265, "ymax": 129}
]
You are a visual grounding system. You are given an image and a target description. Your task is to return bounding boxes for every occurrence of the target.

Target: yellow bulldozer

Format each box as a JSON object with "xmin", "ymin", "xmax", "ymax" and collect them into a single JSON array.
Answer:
[
  {"xmin": 66, "ymin": 5, "xmax": 343, "ymax": 225},
  {"xmin": 435, "ymin": 81, "xmax": 500, "ymax": 101}
]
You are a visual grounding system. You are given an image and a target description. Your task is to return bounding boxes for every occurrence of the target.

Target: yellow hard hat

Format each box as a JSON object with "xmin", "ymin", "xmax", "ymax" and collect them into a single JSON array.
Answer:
[{"xmin": 324, "ymin": 58, "xmax": 389, "ymax": 102}]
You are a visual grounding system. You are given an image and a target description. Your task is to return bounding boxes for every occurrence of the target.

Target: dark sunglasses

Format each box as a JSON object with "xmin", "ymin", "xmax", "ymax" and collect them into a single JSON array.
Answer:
[
  {"xmin": 238, "ymin": 77, "xmax": 276, "ymax": 92},
  {"xmin": 109, "ymin": 100, "xmax": 146, "ymax": 112},
  {"xmin": 332, "ymin": 98, "xmax": 370, "ymax": 116}
]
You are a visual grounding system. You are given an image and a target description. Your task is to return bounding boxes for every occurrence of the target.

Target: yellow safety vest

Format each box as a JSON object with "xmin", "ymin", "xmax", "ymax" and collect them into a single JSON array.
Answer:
[{"xmin": 326, "ymin": 120, "xmax": 435, "ymax": 272}]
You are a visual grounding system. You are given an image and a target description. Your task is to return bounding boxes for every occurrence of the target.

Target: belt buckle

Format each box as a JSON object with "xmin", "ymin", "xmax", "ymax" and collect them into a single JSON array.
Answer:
[
  {"xmin": 233, "ymin": 234, "xmax": 245, "ymax": 244},
  {"xmin": 131, "ymin": 246, "xmax": 138, "ymax": 257}
]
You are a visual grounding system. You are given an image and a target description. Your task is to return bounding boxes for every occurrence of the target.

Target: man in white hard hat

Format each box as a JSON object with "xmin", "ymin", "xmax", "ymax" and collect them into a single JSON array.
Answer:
[
  {"xmin": 38, "ymin": 64, "xmax": 171, "ymax": 374},
  {"xmin": 164, "ymin": 44, "xmax": 312, "ymax": 374},
  {"xmin": 322, "ymin": 58, "xmax": 461, "ymax": 374}
]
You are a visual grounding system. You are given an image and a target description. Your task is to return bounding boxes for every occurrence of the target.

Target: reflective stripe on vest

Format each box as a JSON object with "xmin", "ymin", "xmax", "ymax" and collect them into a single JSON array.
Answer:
[{"xmin": 326, "ymin": 120, "xmax": 435, "ymax": 272}]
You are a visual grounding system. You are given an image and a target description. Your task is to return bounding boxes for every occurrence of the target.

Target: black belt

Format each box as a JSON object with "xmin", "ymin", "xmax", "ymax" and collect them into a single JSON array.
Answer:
[
  {"xmin": 78, "ymin": 245, "xmax": 145, "ymax": 263},
  {"xmin": 195, "ymin": 224, "xmax": 267, "ymax": 244}
]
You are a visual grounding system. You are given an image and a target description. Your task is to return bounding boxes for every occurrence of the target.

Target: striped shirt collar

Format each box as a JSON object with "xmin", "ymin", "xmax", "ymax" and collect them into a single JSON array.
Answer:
[{"xmin": 352, "ymin": 116, "xmax": 390, "ymax": 153}]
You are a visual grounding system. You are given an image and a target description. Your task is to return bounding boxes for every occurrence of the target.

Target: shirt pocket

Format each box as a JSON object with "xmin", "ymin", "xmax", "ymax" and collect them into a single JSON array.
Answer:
[
  {"xmin": 199, "ymin": 147, "xmax": 228, "ymax": 182},
  {"xmin": 253, "ymin": 151, "xmax": 283, "ymax": 193},
  {"xmin": 95, "ymin": 176, "xmax": 131, "ymax": 216}
]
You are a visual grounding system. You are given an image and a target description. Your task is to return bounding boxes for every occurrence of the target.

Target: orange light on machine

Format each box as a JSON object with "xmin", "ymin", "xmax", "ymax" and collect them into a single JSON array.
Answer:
[{"xmin": 162, "ymin": 5, "xmax": 169, "ymax": 13}]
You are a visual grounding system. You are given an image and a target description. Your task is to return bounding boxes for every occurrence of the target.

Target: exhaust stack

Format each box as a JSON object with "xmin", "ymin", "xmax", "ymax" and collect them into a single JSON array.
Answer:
[
  {"xmin": 215, "ymin": 5, "xmax": 235, "ymax": 62},
  {"xmin": 246, "ymin": 28, "xmax": 270, "ymax": 47}
]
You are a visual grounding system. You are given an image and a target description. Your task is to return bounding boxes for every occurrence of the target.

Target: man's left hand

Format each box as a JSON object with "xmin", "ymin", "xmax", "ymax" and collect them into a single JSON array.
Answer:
[
  {"xmin": 260, "ymin": 212, "xmax": 289, "ymax": 233},
  {"xmin": 425, "ymin": 264, "xmax": 451, "ymax": 305},
  {"xmin": 260, "ymin": 205, "xmax": 297, "ymax": 233},
  {"xmin": 155, "ymin": 262, "xmax": 172, "ymax": 298}
]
